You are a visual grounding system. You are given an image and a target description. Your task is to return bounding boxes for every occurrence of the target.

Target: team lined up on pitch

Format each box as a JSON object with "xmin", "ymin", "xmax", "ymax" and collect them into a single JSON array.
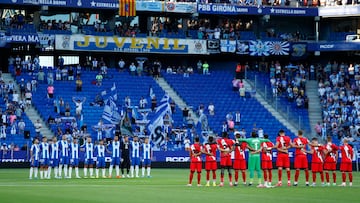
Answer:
[{"xmin": 187, "ymin": 130, "xmax": 354, "ymax": 188}]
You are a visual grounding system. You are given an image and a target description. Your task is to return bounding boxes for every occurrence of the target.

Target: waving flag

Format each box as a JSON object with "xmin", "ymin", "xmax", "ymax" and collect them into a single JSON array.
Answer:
[
  {"xmin": 102, "ymin": 83, "xmax": 120, "ymax": 124},
  {"xmin": 147, "ymin": 94, "xmax": 172, "ymax": 150},
  {"xmin": 119, "ymin": 0, "xmax": 136, "ymax": 17}
]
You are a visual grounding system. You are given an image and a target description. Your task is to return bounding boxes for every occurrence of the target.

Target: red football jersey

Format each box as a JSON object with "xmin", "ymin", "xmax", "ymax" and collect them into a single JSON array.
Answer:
[
  {"xmin": 340, "ymin": 144, "xmax": 353, "ymax": 163},
  {"xmin": 324, "ymin": 143, "xmax": 339, "ymax": 163},
  {"xmin": 276, "ymin": 135, "xmax": 291, "ymax": 150},
  {"xmin": 261, "ymin": 141, "xmax": 274, "ymax": 161},
  {"xmin": 234, "ymin": 140, "xmax": 247, "ymax": 160},
  {"xmin": 217, "ymin": 138, "xmax": 235, "ymax": 157},
  {"xmin": 293, "ymin": 137, "xmax": 309, "ymax": 156},
  {"xmin": 190, "ymin": 143, "xmax": 202, "ymax": 163},
  {"xmin": 311, "ymin": 145, "xmax": 325, "ymax": 163},
  {"xmin": 203, "ymin": 143, "xmax": 217, "ymax": 162}
]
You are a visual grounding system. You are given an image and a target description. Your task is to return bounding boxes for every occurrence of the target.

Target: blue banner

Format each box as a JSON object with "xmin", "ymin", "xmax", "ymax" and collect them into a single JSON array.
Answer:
[
  {"xmin": 197, "ymin": 4, "xmax": 318, "ymax": 16},
  {"xmin": 8, "ymin": 33, "xmax": 40, "ymax": 43},
  {"xmin": 307, "ymin": 42, "xmax": 360, "ymax": 52}
]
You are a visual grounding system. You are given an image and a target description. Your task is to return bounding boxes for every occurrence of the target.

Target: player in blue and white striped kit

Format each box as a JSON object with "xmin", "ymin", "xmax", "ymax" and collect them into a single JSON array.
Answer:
[
  {"xmin": 142, "ymin": 137, "xmax": 152, "ymax": 178},
  {"xmin": 48, "ymin": 136, "xmax": 59, "ymax": 179},
  {"xmin": 69, "ymin": 138, "xmax": 81, "ymax": 179},
  {"xmin": 108, "ymin": 135, "xmax": 121, "ymax": 178},
  {"xmin": 29, "ymin": 138, "xmax": 40, "ymax": 179},
  {"xmin": 130, "ymin": 136, "xmax": 140, "ymax": 178},
  {"xmin": 39, "ymin": 137, "xmax": 50, "ymax": 179},
  {"xmin": 83, "ymin": 137, "xmax": 94, "ymax": 178},
  {"xmin": 58, "ymin": 135, "xmax": 69, "ymax": 178},
  {"xmin": 95, "ymin": 140, "xmax": 107, "ymax": 178}
]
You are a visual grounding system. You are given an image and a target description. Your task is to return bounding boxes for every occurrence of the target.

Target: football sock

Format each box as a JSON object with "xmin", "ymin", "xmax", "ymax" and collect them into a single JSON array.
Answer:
[
  {"xmin": 102, "ymin": 168, "xmax": 106, "ymax": 177},
  {"xmin": 75, "ymin": 167, "xmax": 79, "ymax": 177},
  {"xmin": 147, "ymin": 167, "xmax": 151, "ymax": 177},
  {"xmin": 44, "ymin": 169, "xmax": 48, "ymax": 179},
  {"xmin": 84, "ymin": 167, "xmax": 88, "ymax": 177},
  {"xmin": 197, "ymin": 172, "xmax": 201, "ymax": 184},
  {"xmin": 96, "ymin": 169, "xmax": 99, "ymax": 177},
  {"xmin": 130, "ymin": 166, "xmax": 134, "ymax": 177},
  {"xmin": 206, "ymin": 171, "xmax": 210, "ymax": 181},
  {"xmin": 326, "ymin": 172, "xmax": 330, "ymax": 183},
  {"xmin": 189, "ymin": 171, "xmax": 194, "ymax": 184},
  {"xmin": 69, "ymin": 167, "xmax": 72, "ymax": 178},
  {"xmin": 312, "ymin": 173, "xmax": 316, "ymax": 182},
  {"xmin": 40, "ymin": 171, "xmax": 44, "ymax": 179},
  {"xmin": 294, "ymin": 170, "xmax": 299, "ymax": 182},
  {"xmin": 349, "ymin": 172, "xmax": 353, "ymax": 182},
  {"xmin": 212, "ymin": 170, "xmax": 216, "ymax": 180},
  {"xmin": 263, "ymin": 170, "xmax": 267, "ymax": 182},
  {"xmin": 48, "ymin": 167, "xmax": 52, "ymax": 178},
  {"xmin": 268, "ymin": 170, "xmax": 272, "ymax": 183},
  {"xmin": 235, "ymin": 170, "xmax": 239, "ymax": 182},
  {"xmin": 34, "ymin": 168, "xmax": 38, "ymax": 178},
  {"xmin": 287, "ymin": 170, "xmax": 291, "ymax": 181},
  {"xmin": 305, "ymin": 169, "xmax": 309, "ymax": 182},
  {"xmin": 278, "ymin": 169, "xmax": 282, "ymax": 182},
  {"xmin": 320, "ymin": 172, "xmax": 324, "ymax": 182},
  {"xmin": 242, "ymin": 171, "xmax": 246, "ymax": 183},
  {"xmin": 64, "ymin": 165, "xmax": 68, "ymax": 177},
  {"xmin": 115, "ymin": 166, "xmax": 120, "ymax": 176},
  {"xmin": 142, "ymin": 167, "xmax": 145, "ymax": 177},
  {"xmin": 59, "ymin": 164, "xmax": 63, "ymax": 177},
  {"xmin": 54, "ymin": 167, "xmax": 58, "ymax": 177},
  {"xmin": 29, "ymin": 167, "xmax": 33, "ymax": 178},
  {"xmin": 135, "ymin": 165, "xmax": 139, "ymax": 177},
  {"xmin": 109, "ymin": 165, "xmax": 113, "ymax": 177},
  {"xmin": 332, "ymin": 172, "xmax": 336, "ymax": 183},
  {"xmin": 342, "ymin": 172, "xmax": 346, "ymax": 182},
  {"xmin": 89, "ymin": 168, "xmax": 93, "ymax": 177}
]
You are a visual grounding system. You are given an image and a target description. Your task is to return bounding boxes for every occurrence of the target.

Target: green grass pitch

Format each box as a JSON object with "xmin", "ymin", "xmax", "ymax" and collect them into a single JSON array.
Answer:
[{"xmin": 0, "ymin": 169, "xmax": 358, "ymax": 203}]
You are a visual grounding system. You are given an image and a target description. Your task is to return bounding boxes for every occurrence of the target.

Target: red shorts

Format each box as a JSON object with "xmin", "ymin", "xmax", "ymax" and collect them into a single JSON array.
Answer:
[
  {"xmin": 261, "ymin": 160, "xmax": 273, "ymax": 170},
  {"xmin": 276, "ymin": 154, "xmax": 290, "ymax": 168},
  {"xmin": 233, "ymin": 159, "xmax": 246, "ymax": 170},
  {"xmin": 323, "ymin": 162, "xmax": 336, "ymax": 171},
  {"xmin": 190, "ymin": 162, "xmax": 202, "ymax": 172},
  {"xmin": 220, "ymin": 156, "xmax": 232, "ymax": 167},
  {"xmin": 205, "ymin": 161, "xmax": 217, "ymax": 171},
  {"xmin": 340, "ymin": 162, "xmax": 352, "ymax": 172},
  {"xmin": 294, "ymin": 155, "xmax": 308, "ymax": 169},
  {"xmin": 311, "ymin": 162, "xmax": 323, "ymax": 172}
]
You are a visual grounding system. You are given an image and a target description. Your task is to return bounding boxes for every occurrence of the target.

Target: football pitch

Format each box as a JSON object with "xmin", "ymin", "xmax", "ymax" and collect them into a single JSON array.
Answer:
[{"xmin": 0, "ymin": 169, "xmax": 358, "ymax": 203}]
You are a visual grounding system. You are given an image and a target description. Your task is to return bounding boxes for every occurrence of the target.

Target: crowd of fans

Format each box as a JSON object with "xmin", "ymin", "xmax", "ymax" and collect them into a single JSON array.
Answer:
[{"xmin": 317, "ymin": 61, "xmax": 360, "ymax": 148}]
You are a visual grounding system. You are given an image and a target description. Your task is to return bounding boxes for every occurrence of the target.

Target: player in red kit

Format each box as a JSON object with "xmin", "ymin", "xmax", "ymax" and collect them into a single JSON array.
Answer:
[
  {"xmin": 187, "ymin": 137, "xmax": 202, "ymax": 187},
  {"xmin": 261, "ymin": 134, "xmax": 274, "ymax": 188},
  {"xmin": 217, "ymin": 132, "xmax": 235, "ymax": 187},
  {"xmin": 309, "ymin": 138, "xmax": 325, "ymax": 187},
  {"xmin": 339, "ymin": 139, "xmax": 354, "ymax": 187},
  {"xmin": 292, "ymin": 130, "xmax": 310, "ymax": 186},
  {"xmin": 323, "ymin": 136, "xmax": 338, "ymax": 186},
  {"xmin": 203, "ymin": 136, "xmax": 218, "ymax": 187},
  {"xmin": 233, "ymin": 132, "xmax": 247, "ymax": 186},
  {"xmin": 275, "ymin": 129, "xmax": 292, "ymax": 187}
]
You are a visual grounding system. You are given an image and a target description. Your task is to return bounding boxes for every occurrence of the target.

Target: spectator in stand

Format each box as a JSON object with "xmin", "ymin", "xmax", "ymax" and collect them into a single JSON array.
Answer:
[
  {"xmin": 95, "ymin": 72, "xmax": 103, "ymax": 86},
  {"xmin": 202, "ymin": 61, "xmax": 209, "ymax": 75},
  {"xmin": 18, "ymin": 119, "xmax": 25, "ymax": 135},
  {"xmin": 68, "ymin": 66, "xmax": 75, "ymax": 80},
  {"xmin": 92, "ymin": 58, "xmax": 98, "ymax": 71},
  {"xmin": 129, "ymin": 62, "xmax": 136, "ymax": 76},
  {"xmin": 208, "ymin": 103, "xmax": 215, "ymax": 116},
  {"xmin": 197, "ymin": 60, "xmax": 202, "ymax": 74},
  {"xmin": 55, "ymin": 67, "xmax": 61, "ymax": 81},
  {"xmin": 34, "ymin": 119, "xmax": 42, "ymax": 137},
  {"xmin": 151, "ymin": 96, "xmax": 157, "ymax": 112},
  {"xmin": 47, "ymin": 85, "xmax": 54, "ymax": 99},
  {"xmin": 118, "ymin": 59, "xmax": 125, "ymax": 72},
  {"xmin": 25, "ymin": 90, "xmax": 32, "ymax": 108},
  {"xmin": 76, "ymin": 76, "xmax": 83, "ymax": 92}
]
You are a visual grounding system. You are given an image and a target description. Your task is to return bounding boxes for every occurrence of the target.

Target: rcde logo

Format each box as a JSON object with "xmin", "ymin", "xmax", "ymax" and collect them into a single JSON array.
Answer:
[{"xmin": 167, "ymin": 2, "xmax": 175, "ymax": 11}]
